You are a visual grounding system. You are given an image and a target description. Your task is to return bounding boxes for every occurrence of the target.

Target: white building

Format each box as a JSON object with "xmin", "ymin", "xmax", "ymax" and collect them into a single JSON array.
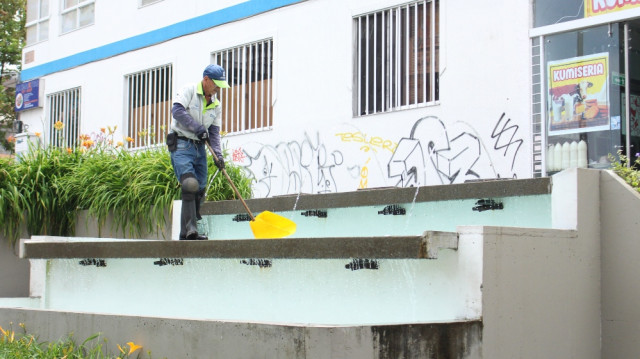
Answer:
[{"xmin": 17, "ymin": 0, "xmax": 640, "ymax": 197}]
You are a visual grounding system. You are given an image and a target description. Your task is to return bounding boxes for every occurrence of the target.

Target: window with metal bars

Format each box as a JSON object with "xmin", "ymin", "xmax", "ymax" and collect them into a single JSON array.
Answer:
[
  {"xmin": 354, "ymin": 0, "xmax": 439, "ymax": 116},
  {"xmin": 125, "ymin": 64, "xmax": 173, "ymax": 148},
  {"xmin": 212, "ymin": 39, "xmax": 273, "ymax": 134},
  {"xmin": 48, "ymin": 87, "xmax": 80, "ymax": 148}
]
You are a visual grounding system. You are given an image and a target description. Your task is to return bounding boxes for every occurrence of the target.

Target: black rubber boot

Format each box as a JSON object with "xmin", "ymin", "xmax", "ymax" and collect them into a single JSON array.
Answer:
[
  {"xmin": 195, "ymin": 188, "xmax": 205, "ymax": 221},
  {"xmin": 179, "ymin": 174, "xmax": 200, "ymax": 240}
]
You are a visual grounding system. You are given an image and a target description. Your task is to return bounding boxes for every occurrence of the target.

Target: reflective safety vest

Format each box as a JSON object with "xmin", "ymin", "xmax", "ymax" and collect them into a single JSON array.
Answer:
[{"xmin": 171, "ymin": 81, "xmax": 221, "ymax": 140}]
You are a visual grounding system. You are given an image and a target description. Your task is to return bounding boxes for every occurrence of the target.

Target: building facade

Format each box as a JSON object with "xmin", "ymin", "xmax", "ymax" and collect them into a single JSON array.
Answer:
[{"xmin": 16, "ymin": 0, "xmax": 639, "ymax": 198}]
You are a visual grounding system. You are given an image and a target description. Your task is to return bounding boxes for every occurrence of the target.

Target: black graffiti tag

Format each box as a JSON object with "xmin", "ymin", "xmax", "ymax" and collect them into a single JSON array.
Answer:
[{"xmin": 491, "ymin": 113, "xmax": 523, "ymax": 171}]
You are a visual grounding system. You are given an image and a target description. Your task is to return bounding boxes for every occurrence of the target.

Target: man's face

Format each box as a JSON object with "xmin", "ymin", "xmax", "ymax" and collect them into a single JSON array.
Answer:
[{"xmin": 203, "ymin": 76, "xmax": 220, "ymax": 97}]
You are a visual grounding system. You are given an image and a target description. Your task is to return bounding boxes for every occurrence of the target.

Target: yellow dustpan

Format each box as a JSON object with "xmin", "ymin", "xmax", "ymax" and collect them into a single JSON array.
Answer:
[{"xmin": 206, "ymin": 142, "xmax": 296, "ymax": 239}]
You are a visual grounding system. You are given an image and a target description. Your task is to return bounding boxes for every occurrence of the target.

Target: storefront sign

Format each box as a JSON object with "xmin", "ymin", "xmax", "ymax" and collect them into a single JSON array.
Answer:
[
  {"xmin": 585, "ymin": 0, "xmax": 640, "ymax": 17},
  {"xmin": 547, "ymin": 53, "xmax": 610, "ymax": 136},
  {"xmin": 14, "ymin": 78, "xmax": 43, "ymax": 112}
]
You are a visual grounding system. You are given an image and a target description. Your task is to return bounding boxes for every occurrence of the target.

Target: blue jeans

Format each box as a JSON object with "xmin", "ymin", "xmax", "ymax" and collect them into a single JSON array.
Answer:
[{"xmin": 170, "ymin": 138, "xmax": 208, "ymax": 190}]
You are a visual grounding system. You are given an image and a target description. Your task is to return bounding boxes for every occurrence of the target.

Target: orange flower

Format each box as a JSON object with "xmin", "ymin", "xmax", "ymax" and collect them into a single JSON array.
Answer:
[
  {"xmin": 116, "ymin": 141, "xmax": 124, "ymax": 148},
  {"xmin": 35, "ymin": 132, "xmax": 41, "ymax": 137},
  {"xmin": 125, "ymin": 136, "xmax": 134, "ymax": 143},
  {"xmin": 82, "ymin": 140, "xmax": 94, "ymax": 148},
  {"xmin": 7, "ymin": 135, "xmax": 15, "ymax": 143},
  {"xmin": 127, "ymin": 342, "xmax": 142, "ymax": 354},
  {"xmin": 54, "ymin": 121, "xmax": 64, "ymax": 130},
  {"xmin": 100, "ymin": 127, "xmax": 106, "ymax": 133},
  {"xmin": 66, "ymin": 148, "xmax": 73, "ymax": 154}
]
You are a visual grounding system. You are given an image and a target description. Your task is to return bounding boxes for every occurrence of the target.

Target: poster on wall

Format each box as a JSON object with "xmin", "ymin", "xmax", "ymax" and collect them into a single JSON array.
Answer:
[
  {"xmin": 547, "ymin": 52, "xmax": 610, "ymax": 136},
  {"xmin": 585, "ymin": 0, "xmax": 640, "ymax": 17},
  {"xmin": 14, "ymin": 78, "xmax": 43, "ymax": 112}
]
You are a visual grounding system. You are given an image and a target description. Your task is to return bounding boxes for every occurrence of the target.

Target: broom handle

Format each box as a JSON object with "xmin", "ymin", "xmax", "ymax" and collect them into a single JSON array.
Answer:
[{"xmin": 205, "ymin": 142, "xmax": 256, "ymax": 221}]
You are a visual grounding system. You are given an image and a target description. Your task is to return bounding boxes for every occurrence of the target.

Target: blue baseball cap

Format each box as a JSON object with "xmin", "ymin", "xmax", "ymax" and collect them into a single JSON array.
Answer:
[{"xmin": 203, "ymin": 64, "xmax": 230, "ymax": 88}]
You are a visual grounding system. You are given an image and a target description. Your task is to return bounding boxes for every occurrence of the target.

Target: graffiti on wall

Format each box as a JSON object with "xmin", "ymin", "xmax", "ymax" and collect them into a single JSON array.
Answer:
[
  {"xmin": 232, "ymin": 113, "xmax": 524, "ymax": 197},
  {"xmin": 231, "ymin": 132, "xmax": 345, "ymax": 198},
  {"xmin": 388, "ymin": 113, "xmax": 523, "ymax": 187}
]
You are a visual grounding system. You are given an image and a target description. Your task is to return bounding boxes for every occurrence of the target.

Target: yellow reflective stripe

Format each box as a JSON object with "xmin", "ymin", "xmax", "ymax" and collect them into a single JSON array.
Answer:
[{"xmin": 202, "ymin": 98, "xmax": 220, "ymax": 113}]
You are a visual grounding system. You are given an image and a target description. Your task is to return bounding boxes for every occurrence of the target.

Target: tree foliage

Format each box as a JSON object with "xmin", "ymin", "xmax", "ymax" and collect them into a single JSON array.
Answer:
[{"xmin": 0, "ymin": 0, "xmax": 25, "ymax": 152}]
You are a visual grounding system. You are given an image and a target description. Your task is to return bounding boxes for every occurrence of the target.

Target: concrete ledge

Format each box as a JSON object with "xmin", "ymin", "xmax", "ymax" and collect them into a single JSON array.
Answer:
[
  {"xmin": 0, "ymin": 307, "xmax": 482, "ymax": 359},
  {"xmin": 202, "ymin": 177, "xmax": 552, "ymax": 215},
  {"xmin": 19, "ymin": 231, "xmax": 458, "ymax": 259}
]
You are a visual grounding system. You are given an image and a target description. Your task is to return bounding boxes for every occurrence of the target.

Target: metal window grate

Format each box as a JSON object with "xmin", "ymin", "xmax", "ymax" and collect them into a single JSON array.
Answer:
[
  {"xmin": 125, "ymin": 64, "xmax": 173, "ymax": 148},
  {"xmin": 47, "ymin": 87, "xmax": 81, "ymax": 148},
  {"xmin": 212, "ymin": 38, "xmax": 273, "ymax": 134},
  {"xmin": 531, "ymin": 37, "xmax": 544, "ymax": 177},
  {"xmin": 354, "ymin": 0, "xmax": 439, "ymax": 117}
]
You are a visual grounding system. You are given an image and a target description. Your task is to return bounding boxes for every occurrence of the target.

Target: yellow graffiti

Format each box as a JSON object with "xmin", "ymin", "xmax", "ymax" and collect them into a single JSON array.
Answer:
[
  {"xmin": 335, "ymin": 131, "xmax": 397, "ymax": 153},
  {"xmin": 358, "ymin": 158, "xmax": 371, "ymax": 189}
]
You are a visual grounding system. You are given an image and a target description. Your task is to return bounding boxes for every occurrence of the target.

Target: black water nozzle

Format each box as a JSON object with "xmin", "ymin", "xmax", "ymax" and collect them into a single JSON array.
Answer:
[
  {"xmin": 301, "ymin": 210, "xmax": 327, "ymax": 218},
  {"xmin": 378, "ymin": 204, "xmax": 406, "ymax": 215},
  {"xmin": 472, "ymin": 199, "xmax": 504, "ymax": 212}
]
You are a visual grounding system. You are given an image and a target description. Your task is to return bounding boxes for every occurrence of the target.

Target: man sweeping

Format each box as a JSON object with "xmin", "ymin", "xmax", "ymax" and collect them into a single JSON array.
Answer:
[{"xmin": 166, "ymin": 64, "xmax": 229, "ymax": 240}]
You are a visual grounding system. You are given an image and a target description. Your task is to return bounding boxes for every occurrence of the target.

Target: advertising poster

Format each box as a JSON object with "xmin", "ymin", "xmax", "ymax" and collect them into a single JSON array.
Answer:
[
  {"xmin": 585, "ymin": 0, "xmax": 640, "ymax": 17},
  {"xmin": 14, "ymin": 79, "xmax": 42, "ymax": 112},
  {"xmin": 547, "ymin": 53, "xmax": 610, "ymax": 136}
]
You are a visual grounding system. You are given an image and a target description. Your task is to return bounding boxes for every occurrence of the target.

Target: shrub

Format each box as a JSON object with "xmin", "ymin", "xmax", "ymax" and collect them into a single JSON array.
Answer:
[
  {"xmin": 0, "ymin": 130, "xmax": 252, "ymax": 244},
  {"xmin": 609, "ymin": 151, "xmax": 640, "ymax": 193}
]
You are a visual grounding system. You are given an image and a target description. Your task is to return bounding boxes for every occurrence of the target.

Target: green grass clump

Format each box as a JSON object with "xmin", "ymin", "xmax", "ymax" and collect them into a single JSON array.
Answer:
[{"xmin": 0, "ymin": 323, "xmax": 147, "ymax": 358}]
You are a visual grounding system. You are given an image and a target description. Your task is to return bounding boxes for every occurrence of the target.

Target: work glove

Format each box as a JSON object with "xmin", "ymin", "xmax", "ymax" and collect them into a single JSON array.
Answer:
[
  {"xmin": 196, "ymin": 127, "xmax": 209, "ymax": 141},
  {"xmin": 214, "ymin": 156, "xmax": 225, "ymax": 170}
]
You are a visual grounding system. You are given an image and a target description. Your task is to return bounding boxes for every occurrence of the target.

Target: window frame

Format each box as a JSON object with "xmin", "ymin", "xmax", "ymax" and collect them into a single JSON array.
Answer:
[
  {"xmin": 25, "ymin": 0, "xmax": 50, "ymax": 45},
  {"xmin": 60, "ymin": 0, "xmax": 95, "ymax": 35},
  {"xmin": 47, "ymin": 87, "xmax": 81, "ymax": 149},
  {"xmin": 212, "ymin": 38, "xmax": 274, "ymax": 135},
  {"xmin": 124, "ymin": 64, "xmax": 173, "ymax": 149},
  {"xmin": 353, "ymin": 0, "xmax": 439, "ymax": 117}
]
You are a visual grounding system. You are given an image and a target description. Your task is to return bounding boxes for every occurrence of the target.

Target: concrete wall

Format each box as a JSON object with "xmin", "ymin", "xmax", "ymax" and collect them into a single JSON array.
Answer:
[
  {"xmin": 74, "ymin": 208, "xmax": 172, "ymax": 240},
  {"xmin": 18, "ymin": 0, "xmax": 533, "ymax": 197},
  {"xmin": 481, "ymin": 168, "xmax": 603, "ymax": 358},
  {"xmin": 479, "ymin": 226, "xmax": 599, "ymax": 359},
  {"xmin": 600, "ymin": 170, "xmax": 640, "ymax": 358},
  {"xmin": 0, "ymin": 239, "xmax": 29, "ymax": 297},
  {"xmin": 0, "ymin": 308, "xmax": 482, "ymax": 359}
]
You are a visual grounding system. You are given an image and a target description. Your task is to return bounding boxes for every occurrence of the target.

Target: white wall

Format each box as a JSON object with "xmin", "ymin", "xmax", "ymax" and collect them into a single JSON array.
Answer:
[
  {"xmin": 19, "ymin": 0, "xmax": 533, "ymax": 198},
  {"xmin": 21, "ymin": 0, "xmax": 254, "ymax": 70}
]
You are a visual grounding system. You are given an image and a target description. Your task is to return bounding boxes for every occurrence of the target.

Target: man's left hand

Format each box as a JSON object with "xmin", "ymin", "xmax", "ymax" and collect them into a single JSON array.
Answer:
[{"xmin": 215, "ymin": 157, "xmax": 225, "ymax": 170}]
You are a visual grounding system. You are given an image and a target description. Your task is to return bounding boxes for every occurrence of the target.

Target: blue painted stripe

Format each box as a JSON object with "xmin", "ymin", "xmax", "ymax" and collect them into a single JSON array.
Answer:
[{"xmin": 20, "ymin": 0, "xmax": 304, "ymax": 81}]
